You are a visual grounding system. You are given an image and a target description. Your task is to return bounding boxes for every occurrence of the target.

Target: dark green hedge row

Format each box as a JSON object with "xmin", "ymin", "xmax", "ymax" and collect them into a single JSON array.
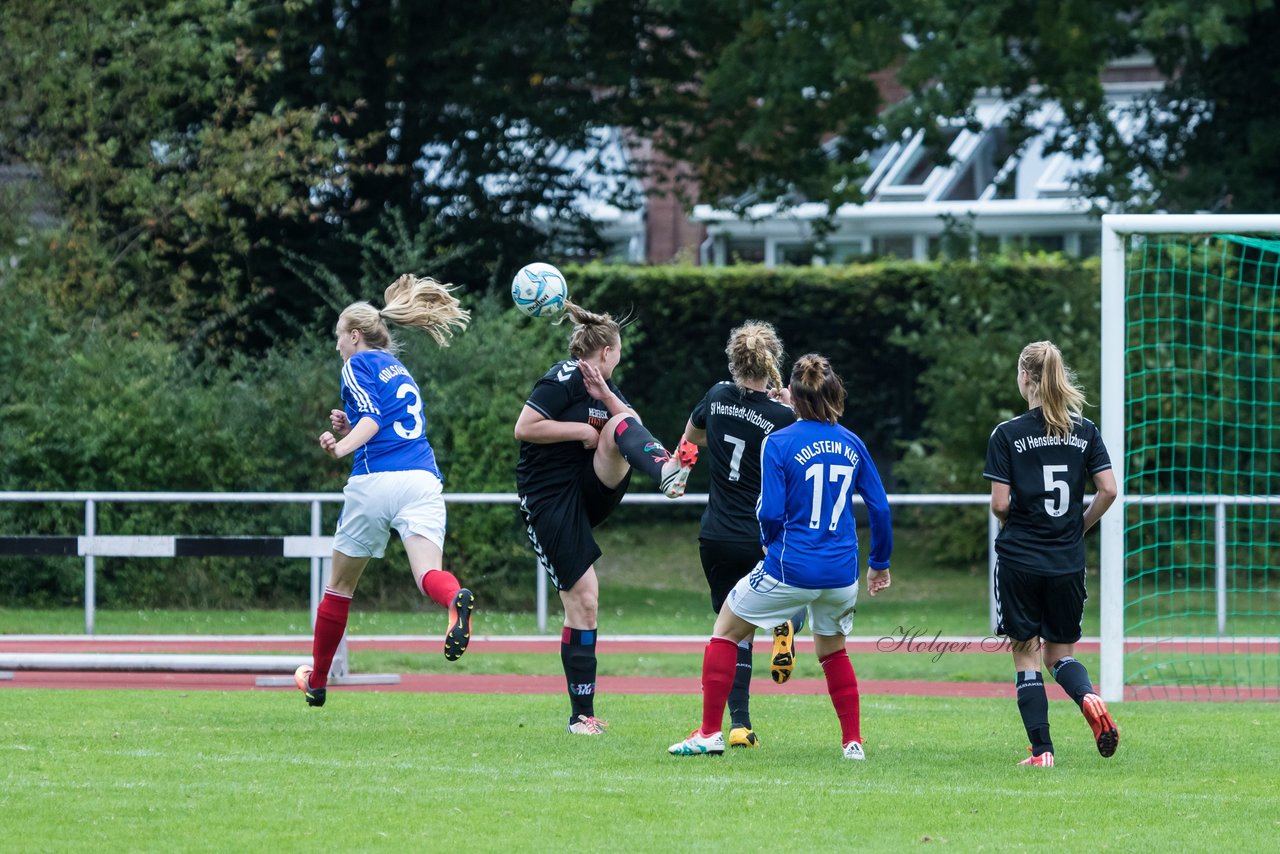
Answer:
[{"xmin": 1, "ymin": 256, "xmax": 1103, "ymax": 608}]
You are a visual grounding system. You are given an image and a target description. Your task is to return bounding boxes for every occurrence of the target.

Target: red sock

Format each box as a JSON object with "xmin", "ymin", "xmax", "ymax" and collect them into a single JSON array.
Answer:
[
  {"xmin": 820, "ymin": 648, "xmax": 861, "ymax": 745},
  {"xmin": 311, "ymin": 588, "xmax": 352, "ymax": 689},
  {"xmin": 420, "ymin": 569, "xmax": 461, "ymax": 608},
  {"xmin": 701, "ymin": 637, "xmax": 739, "ymax": 736}
]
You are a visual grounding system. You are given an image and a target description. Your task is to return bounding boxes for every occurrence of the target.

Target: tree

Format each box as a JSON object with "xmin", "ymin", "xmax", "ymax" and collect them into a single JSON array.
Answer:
[
  {"xmin": 6, "ymin": 0, "xmax": 1278, "ymax": 363},
  {"xmin": 0, "ymin": 2, "xmax": 387, "ymax": 353},
  {"xmin": 884, "ymin": 0, "xmax": 1280, "ymax": 213}
]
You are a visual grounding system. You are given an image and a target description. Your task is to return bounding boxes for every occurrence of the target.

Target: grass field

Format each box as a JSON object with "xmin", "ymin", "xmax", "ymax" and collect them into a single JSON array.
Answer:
[{"xmin": 2, "ymin": 689, "xmax": 1276, "ymax": 852}]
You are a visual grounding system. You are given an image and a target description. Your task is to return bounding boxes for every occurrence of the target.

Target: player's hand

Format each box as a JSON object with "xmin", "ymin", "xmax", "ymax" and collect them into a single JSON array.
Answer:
[
  {"xmin": 867, "ymin": 568, "xmax": 891, "ymax": 597},
  {"xmin": 578, "ymin": 359, "xmax": 610, "ymax": 401},
  {"xmin": 581, "ymin": 423, "xmax": 600, "ymax": 450},
  {"xmin": 329, "ymin": 409, "xmax": 351, "ymax": 436},
  {"xmin": 770, "ymin": 386, "xmax": 793, "ymax": 406},
  {"xmin": 318, "ymin": 431, "xmax": 340, "ymax": 458}
]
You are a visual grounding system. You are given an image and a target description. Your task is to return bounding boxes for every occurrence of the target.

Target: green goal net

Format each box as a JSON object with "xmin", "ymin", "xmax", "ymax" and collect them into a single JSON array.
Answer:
[{"xmin": 1104, "ymin": 220, "xmax": 1280, "ymax": 701}]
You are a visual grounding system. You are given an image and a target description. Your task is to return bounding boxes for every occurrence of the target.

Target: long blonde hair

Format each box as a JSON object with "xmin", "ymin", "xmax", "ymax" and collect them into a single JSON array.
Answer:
[
  {"xmin": 1019, "ymin": 340, "xmax": 1086, "ymax": 439},
  {"xmin": 557, "ymin": 298, "xmax": 623, "ymax": 358},
  {"xmin": 726, "ymin": 320, "xmax": 785, "ymax": 392},
  {"xmin": 338, "ymin": 275, "xmax": 470, "ymax": 354}
]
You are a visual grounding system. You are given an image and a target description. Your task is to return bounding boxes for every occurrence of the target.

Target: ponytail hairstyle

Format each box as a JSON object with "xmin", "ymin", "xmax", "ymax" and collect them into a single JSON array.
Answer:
[
  {"xmin": 726, "ymin": 320, "xmax": 785, "ymax": 393},
  {"xmin": 557, "ymin": 298, "xmax": 624, "ymax": 358},
  {"xmin": 789, "ymin": 353, "xmax": 846, "ymax": 424},
  {"xmin": 1019, "ymin": 340, "xmax": 1086, "ymax": 439},
  {"xmin": 338, "ymin": 275, "xmax": 471, "ymax": 355}
]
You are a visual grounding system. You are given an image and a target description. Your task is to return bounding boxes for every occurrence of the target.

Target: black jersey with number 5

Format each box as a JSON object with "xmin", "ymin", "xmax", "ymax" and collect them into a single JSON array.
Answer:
[
  {"xmin": 690, "ymin": 382, "xmax": 796, "ymax": 542},
  {"xmin": 983, "ymin": 408, "xmax": 1112, "ymax": 576},
  {"xmin": 516, "ymin": 359, "xmax": 630, "ymax": 503}
]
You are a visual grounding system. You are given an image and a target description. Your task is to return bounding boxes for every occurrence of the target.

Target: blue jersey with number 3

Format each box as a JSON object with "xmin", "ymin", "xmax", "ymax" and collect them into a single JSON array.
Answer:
[
  {"xmin": 757, "ymin": 420, "xmax": 892, "ymax": 589},
  {"xmin": 341, "ymin": 350, "xmax": 442, "ymax": 479}
]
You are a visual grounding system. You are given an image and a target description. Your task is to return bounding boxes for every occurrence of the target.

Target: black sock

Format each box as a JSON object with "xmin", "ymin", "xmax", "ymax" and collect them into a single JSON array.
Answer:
[
  {"xmin": 1051, "ymin": 656, "xmax": 1095, "ymax": 708},
  {"xmin": 612, "ymin": 417, "xmax": 670, "ymax": 482},
  {"xmin": 727, "ymin": 640, "xmax": 753, "ymax": 729},
  {"xmin": 1016, "ymin": 670, "xmax": 1053, "ymax": 755},
  {"xmin": 790, "ymin": 607, "xmax": 807, "ymax": 635},
  {"xmin": 561, "ymin": 627, "xmax": 597, "ymax": 721}
]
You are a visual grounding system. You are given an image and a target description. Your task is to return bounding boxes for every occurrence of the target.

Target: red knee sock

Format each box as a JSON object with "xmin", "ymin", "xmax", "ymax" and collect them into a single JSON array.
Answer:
[
  {"xmin": 701, "ymin": 637, "xmax": 739, "ymax": 736},
  {"xmin": 820, "ymin": 648, "xmax": 861, "ymax": 745},
  {"xmin": 311, "ymin": 588, "xmax": 352, "ymax": 689},
  {"xmin": 420, "ymin": 569, "xmax": 461, "ymax": 609}
]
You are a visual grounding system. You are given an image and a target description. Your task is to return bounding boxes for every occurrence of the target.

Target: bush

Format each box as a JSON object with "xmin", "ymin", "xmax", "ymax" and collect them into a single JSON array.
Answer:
[{"xmin": 2, "ymin": 251, "xmax": 1113, "ymax": 607}]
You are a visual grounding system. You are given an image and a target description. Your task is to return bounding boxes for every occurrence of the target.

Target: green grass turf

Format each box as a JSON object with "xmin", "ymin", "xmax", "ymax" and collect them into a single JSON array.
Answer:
[
  {"xmin": 0, "ymin": 523, "xmax": 1029, "ymax": 637},
  {"xmin": 1, "ymin": 690, "xmax": 1274, "ymax": 852},
  {"xmin": 7, "ymin": 515, "xmax": 1278, "ymax": 639}
]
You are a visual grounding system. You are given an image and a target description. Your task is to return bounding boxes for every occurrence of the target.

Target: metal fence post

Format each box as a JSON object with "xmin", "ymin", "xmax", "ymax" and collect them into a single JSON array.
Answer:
[
  {"xmin": 84, "ymin": 499, "xmax": 96, "ymax": 636},
  {"xmin": 1216, "ymin": 501, "xmax": 1227, "ymax": 635},
  {"xmin": 988, "ymin": 511, "xmax": 999, "ymax": 634},
  {"xmin": 536, "ymin": 560, "xmax": 547, "ymax": 634},
  {"xmin": 310, "ymin": 500, "xmax": 323, "ymax": 629}
]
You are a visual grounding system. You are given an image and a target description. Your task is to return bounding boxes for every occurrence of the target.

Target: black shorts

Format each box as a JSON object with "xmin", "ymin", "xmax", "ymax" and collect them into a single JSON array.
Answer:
[
  {"xmin": 519, "ymin": 460, "xmax": 632, "ymax": 592},
  {"xmin": 994, "ymin": 559, "xmax": 1087, "ymax": 644},
  {"xmin": 699, "ymin": 538, "xmax": 763, "ymax": 614}
]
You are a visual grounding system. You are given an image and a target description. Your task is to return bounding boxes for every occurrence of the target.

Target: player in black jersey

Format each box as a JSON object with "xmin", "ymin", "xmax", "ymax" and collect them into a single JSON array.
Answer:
[
  {"xmin": 984, "ymin": 341, "xmax": 1119, "ymax": 767},
  {"xmin": 515, "ymin": 298, "xmax": 697, "ymax": 735},
  {"xmin": 679, "ymin": 321, "xmax": 807, "ymax": 748}
]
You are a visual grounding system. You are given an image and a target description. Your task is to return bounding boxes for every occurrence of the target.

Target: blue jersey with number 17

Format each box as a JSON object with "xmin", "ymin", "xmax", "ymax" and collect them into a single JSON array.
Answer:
[
  {"xmin": 757, "ymin": 419, "xmax": 892, "ymax": 589},
  {"xmin": 341, "ymin": 350, "xmax": 442, "ymax": 480}
]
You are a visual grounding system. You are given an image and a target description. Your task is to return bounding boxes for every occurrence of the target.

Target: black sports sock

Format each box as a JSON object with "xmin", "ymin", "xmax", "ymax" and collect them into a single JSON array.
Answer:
[
  {"xmin": 1016, "ymin": 670, "xmax": 1053, "ymax": 755},
  {"xmin": 612, "ymin": 417, "xmax": 670, "ymax": 482},
  {"xmin": 790, "ymin": 607, "xmax": 807, "ymax": 635},
  {"xmin": 1051, "ymin": 656, "xmax": 1095, "ymax": 708},
  {"xmin": 727, "ymin": 640, "xmax": 753, "ymax": 729},
  {"xmin": 561, "ymin": 627, "xmax": 597, "ymax": 721}
]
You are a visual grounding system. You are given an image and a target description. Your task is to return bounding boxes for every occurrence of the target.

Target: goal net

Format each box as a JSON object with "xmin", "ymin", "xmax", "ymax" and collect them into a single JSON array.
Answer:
[{"xmin": 1100, "ymin": 215, "xmax": 1280, "ymax": 701}]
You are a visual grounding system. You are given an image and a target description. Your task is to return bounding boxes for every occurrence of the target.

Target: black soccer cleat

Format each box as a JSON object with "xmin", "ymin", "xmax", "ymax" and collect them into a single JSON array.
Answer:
[{"xmin": 444, "ymin": 588, "xmax": 475, "ymax": 661}]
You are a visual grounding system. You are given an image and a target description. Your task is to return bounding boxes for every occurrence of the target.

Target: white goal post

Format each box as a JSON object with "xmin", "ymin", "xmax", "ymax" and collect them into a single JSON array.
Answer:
[{"xmin": 1099, "ymin": 213, "xmax": 1280, "ymax": 702}]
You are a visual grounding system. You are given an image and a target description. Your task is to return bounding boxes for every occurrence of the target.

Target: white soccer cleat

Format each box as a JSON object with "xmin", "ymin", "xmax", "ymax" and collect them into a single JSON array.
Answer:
[
  {"xmin": 842, "ymin": 741, "xmax": 866, "ymax": 760},
  {"xmin": 567, "ymin": 715, "xmax": 609, "ymax": 735},
  {"xmin": 668, "ymin": 729, "xmax": 725, "ymax": 756},
  {"xmin": 659, "ymin": 437, "xmax": 699, "ymax": 499}
]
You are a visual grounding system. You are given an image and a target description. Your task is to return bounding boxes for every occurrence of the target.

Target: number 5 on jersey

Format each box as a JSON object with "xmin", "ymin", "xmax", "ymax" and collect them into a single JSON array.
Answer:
[{"xmin": 1043, "ymin": 464, "xmax": 1069, "ymax": 517}]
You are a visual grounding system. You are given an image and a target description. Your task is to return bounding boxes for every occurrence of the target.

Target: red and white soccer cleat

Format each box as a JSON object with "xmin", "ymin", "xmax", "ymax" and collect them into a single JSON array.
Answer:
[
  {"xmin": 1017, "ymin": 747, "xmax": 1055, "ymax": 767},
  {"xmin": 1082, "ymin": 693, "xmax": 1119, "ymax": 757}
]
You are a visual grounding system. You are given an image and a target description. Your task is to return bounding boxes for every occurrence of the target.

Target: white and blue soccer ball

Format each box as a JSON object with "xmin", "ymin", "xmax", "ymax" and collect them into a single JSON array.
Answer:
[{"xmin": 511, "ymin": 262, "xmax": 568, "ymax": 318}]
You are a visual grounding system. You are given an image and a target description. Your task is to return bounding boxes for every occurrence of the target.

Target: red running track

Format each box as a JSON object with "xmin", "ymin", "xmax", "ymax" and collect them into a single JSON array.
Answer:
[{"xmin": 2, "ymin": 636, "xmax": 1275, "ymax": 700}]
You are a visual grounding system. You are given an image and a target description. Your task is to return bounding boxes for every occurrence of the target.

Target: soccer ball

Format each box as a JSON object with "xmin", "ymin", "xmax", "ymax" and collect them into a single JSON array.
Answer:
[{"xmin": 511, "ymin": 262, "xmax": 568, "ymax": 318}]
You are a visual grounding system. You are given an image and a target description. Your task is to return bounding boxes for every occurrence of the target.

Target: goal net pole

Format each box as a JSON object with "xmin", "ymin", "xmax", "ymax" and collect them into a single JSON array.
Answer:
[{"xmin": 1099, "ymin": 213, "xmax": 1280, "ymax": 702}]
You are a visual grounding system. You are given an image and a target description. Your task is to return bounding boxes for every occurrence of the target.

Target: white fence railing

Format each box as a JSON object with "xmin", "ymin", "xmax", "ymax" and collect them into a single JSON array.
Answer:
[{"xmin": 3, "ymin": 491, "xmax": 1000, "ymax": 634}]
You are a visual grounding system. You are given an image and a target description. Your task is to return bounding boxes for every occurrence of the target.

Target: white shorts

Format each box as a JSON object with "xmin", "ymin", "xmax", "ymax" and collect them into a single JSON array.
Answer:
[
  {"xmin": 726, "ymin": 563, "xmax": 859, "ymax": 636},
  {"xmin": 333, "ymin": 470, "xmax": 446, "ymax": 559}
]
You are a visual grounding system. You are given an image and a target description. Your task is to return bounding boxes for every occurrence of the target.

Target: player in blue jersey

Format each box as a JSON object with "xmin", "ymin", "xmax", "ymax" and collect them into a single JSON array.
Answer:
[
  {"xmin": 515, "ymin": 298, "xmax": 697, "ymax": 735},
  {"xmin": 984, "ymin": 341, "xmax": 1118, "ymax": 767},
  {"xmin": 680, "ymin": 321, "xmax": 807, "ymax": 749},
  {"xmin": 294, "ymin": 274, "xmax": 473, "ymax": 708},
  {"xmin": 669, "ymin": 354, "xmax": 893, "ymax": 760}
]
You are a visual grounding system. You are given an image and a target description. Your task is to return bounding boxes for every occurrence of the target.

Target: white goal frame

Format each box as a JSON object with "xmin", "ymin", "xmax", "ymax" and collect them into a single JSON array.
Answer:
[{"xmin": 1099, "ymin": 214, "xmax": 1280, "ymax": 701}]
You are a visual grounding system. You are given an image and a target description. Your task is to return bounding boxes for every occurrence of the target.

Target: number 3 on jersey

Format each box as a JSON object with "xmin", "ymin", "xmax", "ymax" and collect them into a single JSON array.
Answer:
[
  {"xmin": 804, "ymin": 463, "xmax": 855, "ymax": 531},
  {"xmin": 393, "ymin": 382, "xmax": 424, "ymax": 440}
]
